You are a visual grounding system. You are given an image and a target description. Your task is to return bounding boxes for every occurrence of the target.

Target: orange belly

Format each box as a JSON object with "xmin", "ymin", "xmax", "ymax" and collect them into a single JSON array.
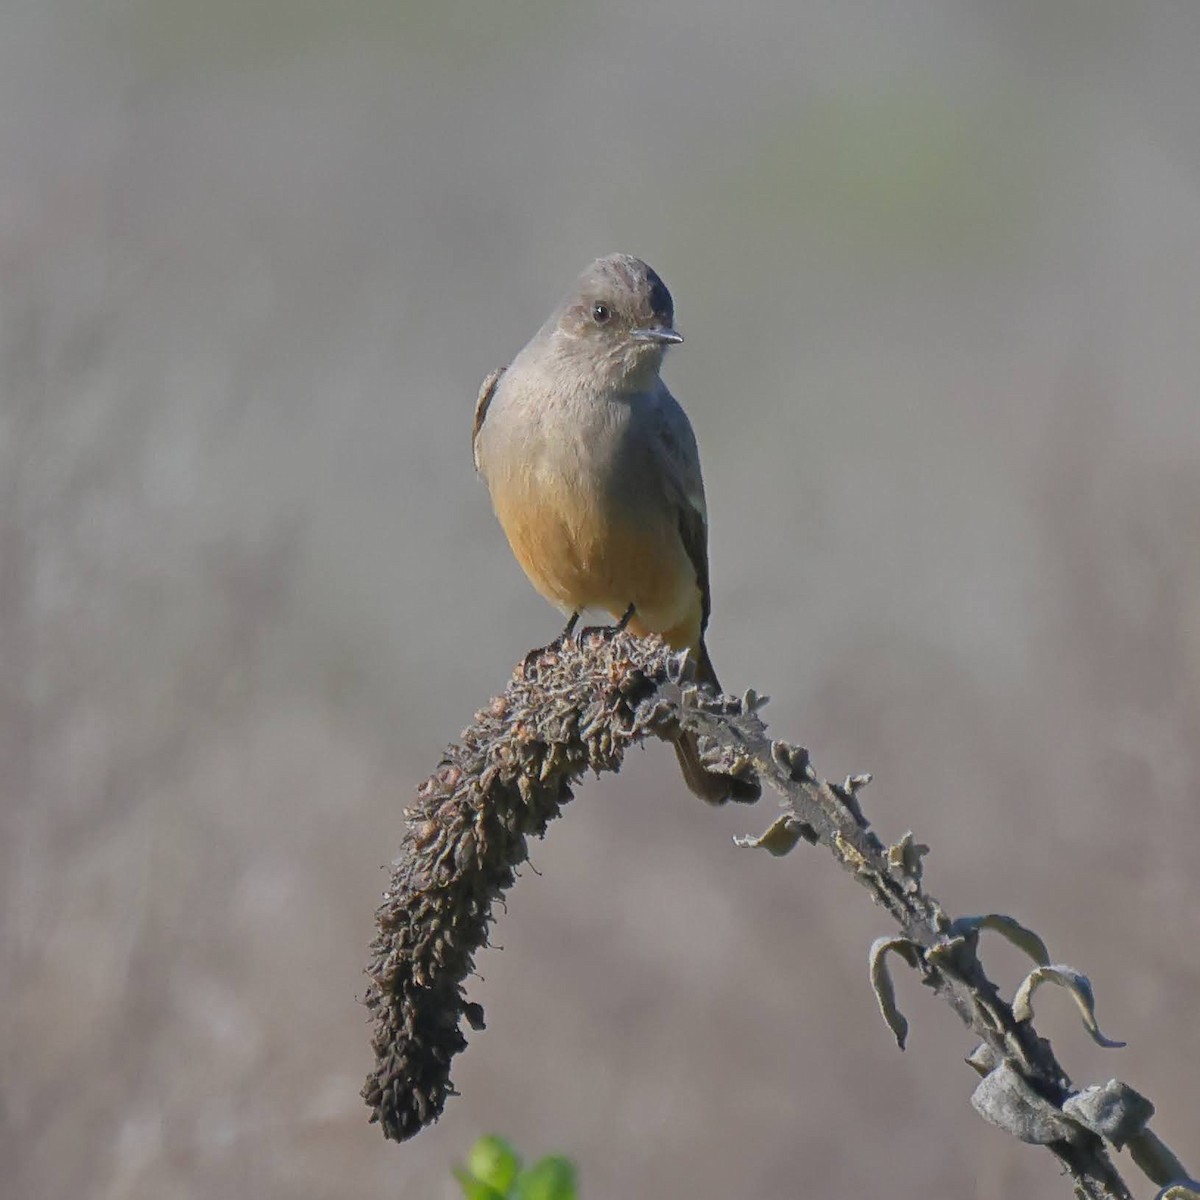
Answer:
[{"xmin": 492, "ymin": 473, "xmax": 703, "ymax": 653}]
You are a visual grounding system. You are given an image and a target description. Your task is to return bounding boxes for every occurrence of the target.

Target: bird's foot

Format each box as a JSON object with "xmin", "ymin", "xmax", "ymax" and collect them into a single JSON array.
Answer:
[
  {"xmin": 521, "ymin": 613, "xmax": 582, "ymax": 679},
  {"xmin": 578, "ymin": 603, "xmax": 637, "ymax": 643}
]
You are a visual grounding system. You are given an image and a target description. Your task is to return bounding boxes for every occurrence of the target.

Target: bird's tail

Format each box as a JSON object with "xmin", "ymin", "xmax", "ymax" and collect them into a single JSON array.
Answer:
[{"xmin": 673, "ymin": 639, "xmax": 758, "ymax": 805}]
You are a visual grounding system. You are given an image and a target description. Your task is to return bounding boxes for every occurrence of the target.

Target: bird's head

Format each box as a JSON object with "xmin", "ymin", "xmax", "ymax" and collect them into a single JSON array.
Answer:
[{"xmin": 549, "ymin": 253, "xmax": 682, "ymax": 389}]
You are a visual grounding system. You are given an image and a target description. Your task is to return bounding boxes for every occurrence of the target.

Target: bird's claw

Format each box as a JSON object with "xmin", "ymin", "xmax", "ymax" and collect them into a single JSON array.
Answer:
[
  {"xmin": 523, "ymin": 606, "xmax": 635, "ymax": 676},
  {"xmin": 522, "ymin": 611, "xmax": 585, "ymax": 678},
  {"xmin": 578, "ymin": 603, "xmax": 636, "ymax": 644}
]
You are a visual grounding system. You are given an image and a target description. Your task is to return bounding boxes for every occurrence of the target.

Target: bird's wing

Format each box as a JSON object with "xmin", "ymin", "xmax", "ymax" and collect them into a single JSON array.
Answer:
[
  {"xmin": 676, "ymin": 489, "xmax": 712, "ymax": 635},
  {"xmin": 652, "ymin": 388, "xmax": 712, "ymax": 634},
  {"xmin": 472, "ymin": 366, "xmax": 506, "ymax": 473}
]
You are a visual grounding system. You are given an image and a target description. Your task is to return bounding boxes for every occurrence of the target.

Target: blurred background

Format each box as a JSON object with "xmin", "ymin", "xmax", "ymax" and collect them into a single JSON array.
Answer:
[{"xmin": 3, "ymin": 1, "xmax": 1199, "ymax": 1196}]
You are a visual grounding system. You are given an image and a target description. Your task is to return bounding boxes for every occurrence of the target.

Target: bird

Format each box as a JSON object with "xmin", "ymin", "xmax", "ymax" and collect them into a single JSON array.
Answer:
[{"xmin": 472, "ymin": 253, "xmax": 753, "ymax": 803}]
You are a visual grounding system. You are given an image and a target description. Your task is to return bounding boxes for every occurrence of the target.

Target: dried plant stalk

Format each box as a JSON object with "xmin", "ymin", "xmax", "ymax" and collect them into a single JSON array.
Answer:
[{"xmin": 362, "ymin": 632, "xmax": 1193, "ymax": 1200}]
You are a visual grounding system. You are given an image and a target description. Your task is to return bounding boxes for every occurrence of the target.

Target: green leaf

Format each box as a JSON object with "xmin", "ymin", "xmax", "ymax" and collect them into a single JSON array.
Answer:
[
  {"xmin": 514, "ymin": 1155, "xmax": 577, "ymax": 1200},
  {"xmin": 452, "ymin": 1166, "xmax": 507, "ymax": 1200},
  {"xmin": 465, "ymin": 1137, "xmax": 521, "ymax": 1193}
]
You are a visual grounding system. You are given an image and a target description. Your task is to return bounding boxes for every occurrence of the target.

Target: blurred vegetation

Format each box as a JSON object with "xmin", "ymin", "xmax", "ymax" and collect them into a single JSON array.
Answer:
[
  {"xmin": 455, "ymin": 1136, "xmax": 577, "ymax": 1200},
  {"xmin": 701, "ymin": 90, "xmax": 1045, "ymax": 270},
  {"xmin": 4, "ymin": 1, "xmax": 1199, "ymax": 1197},
  {"xmin": 114, "ymin": 0, "xmax": 582, "ymax": 77}
]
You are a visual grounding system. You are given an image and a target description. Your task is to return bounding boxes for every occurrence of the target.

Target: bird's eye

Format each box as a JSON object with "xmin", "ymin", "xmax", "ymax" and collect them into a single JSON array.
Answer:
[{"xmin": 591, "ymin": 302, "xmax": 612, "ymax": 324}]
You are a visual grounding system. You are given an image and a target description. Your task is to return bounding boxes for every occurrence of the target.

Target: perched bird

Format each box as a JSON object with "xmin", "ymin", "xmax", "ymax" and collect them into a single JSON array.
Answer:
[{"xmin": 472, "ymin": 253, "xmax": 753, "ymax": 803}]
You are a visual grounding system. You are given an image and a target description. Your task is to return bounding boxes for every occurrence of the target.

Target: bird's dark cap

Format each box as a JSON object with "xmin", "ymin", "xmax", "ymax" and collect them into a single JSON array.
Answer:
[{"xmin": 578, "ymin": 253, "xmax": 675, "ymax": 328}]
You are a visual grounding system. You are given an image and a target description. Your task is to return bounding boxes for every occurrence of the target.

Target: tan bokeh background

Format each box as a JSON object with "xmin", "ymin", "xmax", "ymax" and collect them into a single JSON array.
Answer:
[{"xmin": 3, "ymin": 3, "xmax": 1199, "ymax": 1197}]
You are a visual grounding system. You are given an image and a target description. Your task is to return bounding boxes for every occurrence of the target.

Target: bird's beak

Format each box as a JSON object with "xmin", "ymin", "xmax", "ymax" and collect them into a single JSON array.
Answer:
[{"xmin": 631, "ymin": 325, "xmax": 684, "ymax": 345}]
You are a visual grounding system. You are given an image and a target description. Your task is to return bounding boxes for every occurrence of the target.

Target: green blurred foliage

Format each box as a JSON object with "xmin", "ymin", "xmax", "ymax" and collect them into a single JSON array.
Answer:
[
  {"xmin": 465, "ymin": 1135, "xmax": 522, "ymax": 1194},
  {"xmin": 698, "ymin": 89, "xmax": 1044, "ymax": 270},
  {"xmin": 456, "ymin": 1137, "xmax": 578, "ymax": 1200},
  {"xmin": 513, "ymin": 1156, "xmax": 577, "ymax": 1200}
]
